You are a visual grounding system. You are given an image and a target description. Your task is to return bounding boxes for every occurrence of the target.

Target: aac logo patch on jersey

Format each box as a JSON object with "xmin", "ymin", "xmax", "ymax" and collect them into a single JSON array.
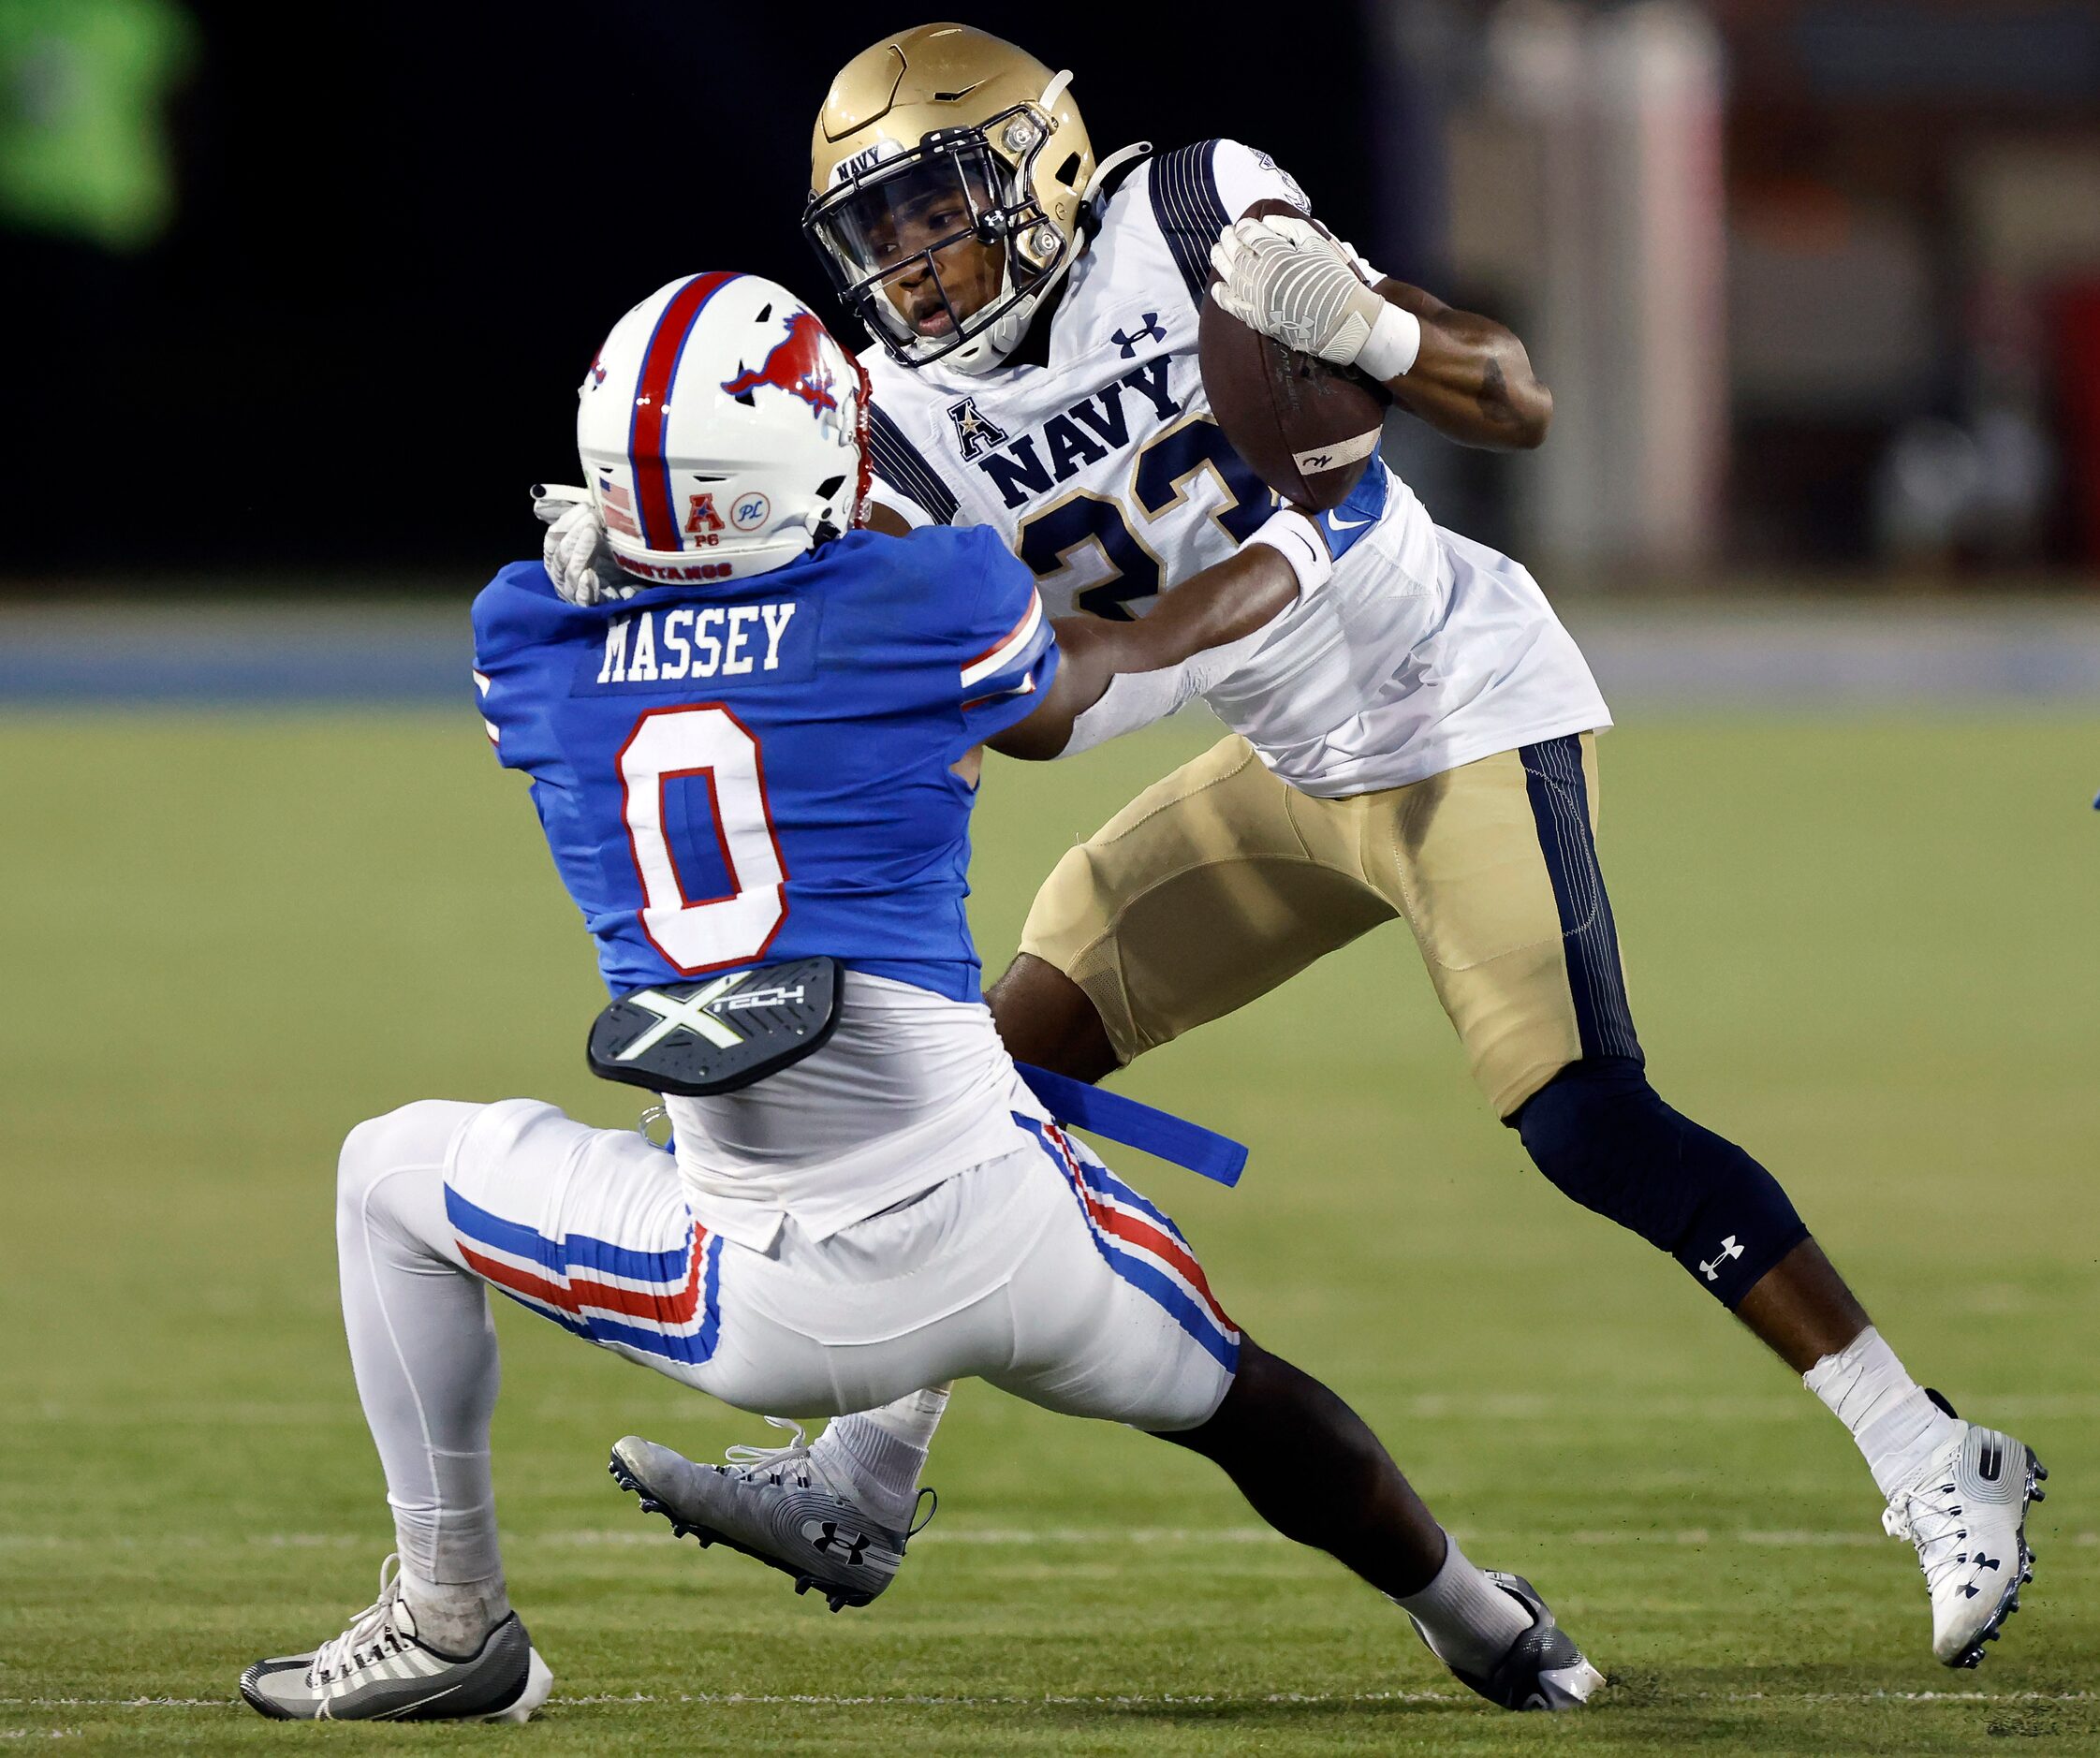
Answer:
[
  {"xmin": 946, "ymin": 396, "xmax": 1009, "ymax": 462},
  {"xmin": 965, "ymin": 356, "xmax": 1182, "ymax": 511}
]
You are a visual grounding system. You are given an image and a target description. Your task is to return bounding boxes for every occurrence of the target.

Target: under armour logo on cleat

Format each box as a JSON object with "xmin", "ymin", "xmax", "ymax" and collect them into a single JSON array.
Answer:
[
  {"xmin": 1974, "ymin": 1552, "xmax": 2001, "ymax": 1571},
  {"xmin": 1111, "ymin": 312, "xmax": 1166, "ymax": 358},
  {"xmin": 1699, "ymin": 1236, "xmax": 1745, "ymax": 1282},
  {"xmin": 812, "ymin": 1522, "xmax": 869, "ymax": 1565}
]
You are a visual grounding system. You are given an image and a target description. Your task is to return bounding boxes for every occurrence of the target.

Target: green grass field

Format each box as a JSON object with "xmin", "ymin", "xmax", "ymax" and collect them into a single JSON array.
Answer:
[{"xmin": 3, "ymin": 709, "xmax": 2096, "ymax": 1756}]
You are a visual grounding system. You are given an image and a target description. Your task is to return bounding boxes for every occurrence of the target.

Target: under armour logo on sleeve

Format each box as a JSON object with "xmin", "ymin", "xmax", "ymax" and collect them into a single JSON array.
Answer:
[{"xmin": 1699, "ymin": 1235, "xmax": 1745, "ymax": 1282}]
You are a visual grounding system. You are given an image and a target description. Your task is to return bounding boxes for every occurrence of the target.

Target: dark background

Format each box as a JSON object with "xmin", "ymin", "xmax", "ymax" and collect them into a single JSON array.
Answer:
[
  {"xmin": 17, "ymin": 1, "xmax": 2100, "ymax": 584},
  {"xmin": 10, "ymin": 2, "xmax": 1382, "ymax": 577}
]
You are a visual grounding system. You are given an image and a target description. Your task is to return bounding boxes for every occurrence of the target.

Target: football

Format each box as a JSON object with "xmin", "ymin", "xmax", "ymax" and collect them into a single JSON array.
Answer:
[{"xmin": 1198, "ymin": 199, "xmax": 1390, "ymax": 510}]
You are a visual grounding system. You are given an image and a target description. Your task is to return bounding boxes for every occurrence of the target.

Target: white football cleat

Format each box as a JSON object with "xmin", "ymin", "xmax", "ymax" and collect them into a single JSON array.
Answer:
[
  {"xmin": 240, "ymin": 1555, "xmax": 553, "ymax": 1721},
  {"xmin": 1883, "ymin": 1399, "xmax": 2047, "ymax": 1668}
]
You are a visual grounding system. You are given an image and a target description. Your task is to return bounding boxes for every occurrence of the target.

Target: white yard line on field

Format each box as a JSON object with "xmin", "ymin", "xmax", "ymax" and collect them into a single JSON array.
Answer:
[
  {"xmin": 3, "ymin": 1690, "xmax": 2094, "ymax": 1711},
  {"xmin": 2, "ymin": 1527, "xmax": 2095, "ymax": 1553},
  {"xmin": 22, "ymin": 1391, "xmax": 2100, "ymax": 1426}
]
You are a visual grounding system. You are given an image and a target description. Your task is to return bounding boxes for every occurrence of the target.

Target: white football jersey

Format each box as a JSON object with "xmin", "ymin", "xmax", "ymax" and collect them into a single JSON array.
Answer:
[{"xmin": 863, "ymin": 139, "xmax": 1611, "ymax": 797}]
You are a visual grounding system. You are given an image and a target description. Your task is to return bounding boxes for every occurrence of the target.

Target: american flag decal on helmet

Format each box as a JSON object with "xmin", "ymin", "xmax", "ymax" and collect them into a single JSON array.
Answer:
[{"xmin": 598, "ymin": 477, "xmax": 639, "ymax": 539}]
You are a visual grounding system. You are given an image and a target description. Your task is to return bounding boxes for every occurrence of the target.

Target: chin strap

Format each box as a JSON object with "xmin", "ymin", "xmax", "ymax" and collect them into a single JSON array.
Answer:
[{"xmin": 1081, "ymin": 140, "xmax": 1153, "ymax": 219}]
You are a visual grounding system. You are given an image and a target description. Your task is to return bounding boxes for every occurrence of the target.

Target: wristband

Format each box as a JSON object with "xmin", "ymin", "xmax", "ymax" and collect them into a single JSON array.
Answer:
[
  {"xmin": 1243, "ymin": 507, "xmax": 1332, "ymax": 598},
  {"xmin": 1356, "ymin": 303, "xmax": 1422, "ymax": 382}
]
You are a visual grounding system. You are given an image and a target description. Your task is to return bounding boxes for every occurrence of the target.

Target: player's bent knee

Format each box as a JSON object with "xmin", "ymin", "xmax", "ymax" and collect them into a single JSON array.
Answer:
[
  {"xmin": 986, "ymin": 953, "xmax": 1122, "ymax": 1080},
  {"xmin": 1513, "ymin": 1058, "xmax": 1809, "ymax": 1309},
  {"xmin": 337, "ymin": 1100, "xmax": 482, "ymax": 1213}
]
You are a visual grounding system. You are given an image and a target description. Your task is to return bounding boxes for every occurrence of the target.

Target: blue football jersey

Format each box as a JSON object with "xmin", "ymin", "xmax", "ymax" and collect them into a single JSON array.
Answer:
[{"xmin": 471, "ymin": 524, "xmax": 1059, "ymax": 1003}]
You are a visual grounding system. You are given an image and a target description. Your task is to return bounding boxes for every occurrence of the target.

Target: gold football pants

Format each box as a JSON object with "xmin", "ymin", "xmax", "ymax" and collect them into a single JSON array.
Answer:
[{"xmin": 1018, "ymin": 731, "xmax": 1639, "ymax": 1118}]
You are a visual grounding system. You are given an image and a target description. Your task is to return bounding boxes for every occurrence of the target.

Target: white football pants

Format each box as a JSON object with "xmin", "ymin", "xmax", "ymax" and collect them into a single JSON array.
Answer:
[{"xmin": 335, "ymin": 1097, "xmax": 1237, "ymax": 1587}]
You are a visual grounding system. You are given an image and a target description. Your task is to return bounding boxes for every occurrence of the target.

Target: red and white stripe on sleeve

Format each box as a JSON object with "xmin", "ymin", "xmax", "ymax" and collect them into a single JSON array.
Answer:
[{"xmin": 960, "ymin": 589, "xmax": 1050, "ymax": 705}]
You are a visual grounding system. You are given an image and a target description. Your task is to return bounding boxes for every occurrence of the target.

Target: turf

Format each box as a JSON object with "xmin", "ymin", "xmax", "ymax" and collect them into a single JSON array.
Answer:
[{"xmin": 1, "ymin": 709, "xmax": 2094, "ymax": 1756}]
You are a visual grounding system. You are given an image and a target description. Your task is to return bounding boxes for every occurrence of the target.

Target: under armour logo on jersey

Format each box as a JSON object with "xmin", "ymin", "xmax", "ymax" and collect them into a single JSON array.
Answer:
[
  {"xmin": 1699, "ymin": 1235, "xmax": 1745, "ymax": 1282},
  {"xmin": 812, "ymin": 1522, "xmax": 869, "ymax": 1565},
  {"xmin": 1111, "ymin": 312, "xmax": 1166, "ymax": 358},
  {"xmin": 946, "ymin": 396, "xmax": 1009, "ymax": 462}
]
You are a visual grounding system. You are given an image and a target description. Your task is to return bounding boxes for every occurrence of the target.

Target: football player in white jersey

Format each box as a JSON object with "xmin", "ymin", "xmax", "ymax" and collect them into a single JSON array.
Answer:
[
  {"xmin": 242, "ymin": 273, "xmax": 1613, "ymax": 1721},
  {"xmin": 537, "ymin": 24, "xmax": 2044, "ymax": 1671}
]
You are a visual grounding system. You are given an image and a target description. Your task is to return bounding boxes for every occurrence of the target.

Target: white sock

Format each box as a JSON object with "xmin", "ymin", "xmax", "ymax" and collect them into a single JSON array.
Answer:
[
  {"xmin": 810, "ymin": 1384, "xmax": 952, "ymax": 1530},
  {"xmin": 1392, "ymin": 1533, "xmax": 1532, "ymax": 1677},
  {"xmin": 336, "ymin": 1106, "xmax": 508, "ymax": 1606},
  {"xmin": 1803, "ymin": 1326, "xmax": 1960, "ymax": 1501},
  {"xmin": 398, "ymin": 1563, "xmax": 510, "ymax": 1660}
]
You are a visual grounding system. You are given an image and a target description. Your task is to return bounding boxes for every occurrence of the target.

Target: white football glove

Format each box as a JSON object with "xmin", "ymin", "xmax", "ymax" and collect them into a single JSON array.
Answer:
[
  {"xmin": 1208, "ymin": 215, "xmax": 1420, "ymax": 380},
  {"xmin": 531, "ymin": 484, "xmax": 640, "ymax": 607}
]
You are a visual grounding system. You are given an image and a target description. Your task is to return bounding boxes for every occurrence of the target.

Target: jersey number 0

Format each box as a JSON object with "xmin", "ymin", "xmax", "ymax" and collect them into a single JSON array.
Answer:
[{"xmin": 616, "ymin": 705, "xmax": 787, "ymax": 974}]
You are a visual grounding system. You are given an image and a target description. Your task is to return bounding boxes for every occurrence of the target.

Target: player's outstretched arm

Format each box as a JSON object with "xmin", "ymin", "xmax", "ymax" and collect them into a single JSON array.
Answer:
[
  {"xmin": 1211, "ymin": 215, "xmax": 1551, "ymax": 452},
  {"xmin": 988, "ymin": 512, "xmax": 1333, "ymax": 763}
]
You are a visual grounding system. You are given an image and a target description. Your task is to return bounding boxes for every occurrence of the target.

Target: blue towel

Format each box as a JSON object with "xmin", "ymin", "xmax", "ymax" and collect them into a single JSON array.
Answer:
[{"xmin": 1015, "ymin": 1063, "xmax": 1247, "ymax": 1187}]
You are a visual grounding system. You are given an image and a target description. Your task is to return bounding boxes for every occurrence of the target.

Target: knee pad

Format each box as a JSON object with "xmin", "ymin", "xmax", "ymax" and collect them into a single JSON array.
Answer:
[{"xmin": 1513, "ymin": 1059, "xmax": 1809, "ymax": 1308}]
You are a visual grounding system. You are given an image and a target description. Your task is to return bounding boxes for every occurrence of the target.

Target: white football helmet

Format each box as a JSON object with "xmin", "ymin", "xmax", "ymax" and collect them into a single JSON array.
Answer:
[{"xmin": 577, "ymin": 273, "xmax": 870, "ymax": 586}]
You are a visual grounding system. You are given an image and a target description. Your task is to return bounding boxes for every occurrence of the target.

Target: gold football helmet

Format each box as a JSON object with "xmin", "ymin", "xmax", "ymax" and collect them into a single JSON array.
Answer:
[{"xmin": 803, "ymin": 23, "xmax": 1105, "ymax": 374}]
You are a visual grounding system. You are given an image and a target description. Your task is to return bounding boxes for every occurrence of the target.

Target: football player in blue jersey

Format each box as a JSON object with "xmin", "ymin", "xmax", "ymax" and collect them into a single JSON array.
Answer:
[
  {"xmin": 538, "ymin": 25, "xmax": 2047, "ymax": 1675},
  {"xmin": 235, "ymin": 275, "xmax": 1605, "ymax": 1723}
]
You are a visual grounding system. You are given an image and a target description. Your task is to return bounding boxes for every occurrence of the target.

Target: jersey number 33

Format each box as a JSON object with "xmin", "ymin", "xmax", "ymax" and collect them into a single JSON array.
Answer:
[{"xmin": 1016, "ymin": 416, "xmax": 1270, "ymax": 621}]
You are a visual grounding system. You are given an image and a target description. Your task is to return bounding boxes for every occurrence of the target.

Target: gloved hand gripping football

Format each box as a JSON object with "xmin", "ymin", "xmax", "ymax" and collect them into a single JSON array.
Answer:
[{"xmin": 1209, "ymin": 216, "xmax": 1419, "ymax": 382}]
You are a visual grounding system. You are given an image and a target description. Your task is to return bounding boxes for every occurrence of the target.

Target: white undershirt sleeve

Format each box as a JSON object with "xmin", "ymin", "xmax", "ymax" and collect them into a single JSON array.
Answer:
[{"xmin": 1059, "ymin": 623, "xmax": 1274, "ymax": 758}]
